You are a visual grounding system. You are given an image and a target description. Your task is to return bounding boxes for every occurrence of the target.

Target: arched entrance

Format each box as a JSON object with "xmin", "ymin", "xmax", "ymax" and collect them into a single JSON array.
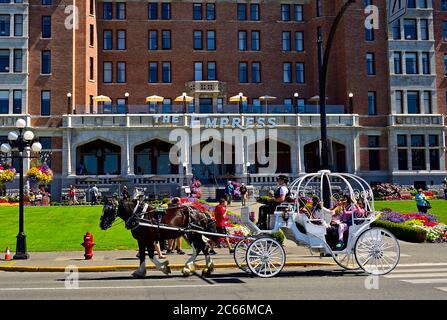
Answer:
[
  {"xmin": 76, "ymin": 140, "xmax": 121, "ymax": 175},
  {"xmin": 304, "ymin": 140, "xmax": 346, "ymax": 173},
  {"xmin": 250, "ymin": 139, "xmax": 291, "ymax": 174},
  {"xmin": 134, "ymin": 139, "xmax": 179, "ymax": 175}
]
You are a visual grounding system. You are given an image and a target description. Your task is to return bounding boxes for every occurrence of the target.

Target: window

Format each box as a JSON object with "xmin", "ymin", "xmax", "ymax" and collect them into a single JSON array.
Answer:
[
  {"xmin": 207, "ymin": 31, "xmax": 215, "ymax": 50},
  {"xmin": 368, "ymin": 91, "xmax": 376, "ymax": 115},
  {"xmin": 420, "ymin": 19, "xmax": 429, "ymax": 40},
  {"xmin": 250, "ymin": 4, "xmax": 259, "ymax": 21},
  {"xmin": 194, "ymin": 62, "xmax": 203, "ymax": 81},
  {"xmin": 394, "ymin": 52, "xmax": 402, "ymax": 74},
  {"xmin": 237, "ymin": 4, "xmax": 247, "ymax": 20},
  {"xmin": 281, "ymin": 4, "xmax": 290, "ymax": 21},
  {"xmin": 103, "ymin": 30, "xmax": 112, "ymax": 50},
  {"xmin": 41, "ymin": 91, "xmax": 51, "ymax": 116},
  {"xmin": 316, "ymin": 0, "xmax": 322, "ymax": 17},
  {"xmin": 283, "ymin": 62, "xmax": 292, "ymax": 83},
  {"xmin": 207, "ymin": 62, "xmax": 216, "ymax": 80},
  {"xmin": 405, "ymin": 52, "xmax": 418, "ymax": 74},
  {"xmin": 103, "ymin": 62, "xmax": 112, "ymax": 83},
  {"xmin": 162, "ymin": 62, "xmax": 171, "ymax": 83},
  {"xmin": 117, "ymin": 62, "xmax": 126, "ymax": 83},
  {"xmin": 418, "ymin": 0, "xmax": 428, "ymax": 8},
  {"xmin": 89, "ymin": 57, "xmax": 94, "ymax": 80},
  {"xmin": 422, "ymin": 52, "xmax": 430, "ymax": 74},
  {"xmin": 407, "ymin": 0, "xmax": 416, "ymax": 8},
  {"xmin": 148, "ymin": 3, "xmax": 158, "ymax": 20},
  {"xmin": 89, "ymin": 24, "xmax": 94, "ymax": 46},
  {"xmin": 366, "ymin": 53, "xmax": 375, "ymax": 75},
  {"xmin": 395, "ymin": 90, "xmax": 403, "ymax": 113},
  {"xmin": 149, "ymin": 62, "xmax": 158, "ymax": 83},
  {"xmin": 42, "ymin": 16, "xmax": 51, "ymax": 38},
  {"xmin": 443, "ymin": 21, "xmax": 447, "ymax": 42},
  {"xmin": 296, "ymin": 62, "xmax": 305, "ymax": 83},
  {"xmin": 103, "ymin": 2, "xmax": 113, "ymax": 20},
  {"xmin": 404, "ymin": 19, "xmax": 417, "ymax": 40},
  {"xmin": 252, "ymin": 62, "xmax": 261, "ymax": 83},
  {"xmin": 13, "ymin": 49, "xmax": 22, "ymax": 73},
  {"xmin": 162, "ymin": 30, "xmax": 171, "ymax": 50},
  {"xmin": 411, "ymin": 135, "xmax": 425, "ymax": 170},
  {"xmin": 14, "ymin": 15, "xmax": 23, "ymax": 37},
  {"xmin": 282, "ymin": 31, "xmax": 291, "ymax": 51},
  {"xmin": 238, "ymin": 31, "xmax": 247, "ymax": 51},
  {"xmin": 251, "ymin": 31, "xmax": 260, "ymax": 51},
  {"xmin": 397, "ymin": 135, "xmax": 408, "ymax": 170},
  {"xmin": 442, "ymin": 0, "xmax": 447, "ymax": 11},
  {"xmin": 148, "ymin": 30, "xmax": 157, "ymax": 50},
  {"xmin": 423, "ymin": 91, "xmax": 432, "ymax": 114},
  {"xmin": 0, "ymin": 15, "xmax": 9, "ymax": 37},
  {"xmin": 90, "ymin": 0, "xmax": 94, "ymax": 15},
  {"xmin": 193, "ymin": 31, "xmax": 203, "ymax": 50},
  {"xmin": 407, "ymin": 91, "xmax": 420, "ymax": 114},
  {"xmin": 42, "ymin": 0, "xmax": 52, "ymax": 4},
  {"xmin": 392, "ymin": 20, "xmax": 401, "ymax": 40},
  {"xmin": 0, "ymin": 91, "xmax": 8, "ymax": 114},
  {"xmin": 368, "ymin": 136, "xmax": 380, "ymax": 171},
  {"xmin": 161, "ymin": 3, "xmax": 171, "ymax": 20},
  {"xmin": 444, "ymin": 54, "xmax": 447, "ymax": 75},
  {"xmin": 116, "ymin": 30, "xmax": 126, "ymax": 50},
  {"xmin": 294, "ymin": 4, "xmax": 303, "ymax": 21},
  {"xmin": 116, "ymin": 3, "xmax": 126, "ymax": 20},
  {"xmin": 295, "ymin": 31, "xmax": 304, "ymax": 52},
  {"xmin": 162, "ymin": 98, "xmax": 172, "ymax": 113},
  {"xmin": 193, "ymin": 3, "xmax": 202, "ymax": 20},
  {"xmin": 0, "ymin": 50, "xmax": 9, "ymax": 72},
  {"xmin": 38, "ymin": 137, "xmax": 52, "ymax": 150},
  {"xmin": 365, "ymin": 26, "xmax": 374, "ymax": 41},
  {"xmin": 13, "ymin": 90, "xmax": 22, "ymax": 114},
  {"xmin": 239, "ymin": 62, "xmax": 248, "ymax": 83},
  {"xmin": 41, "ymin": 50, "xmax": 51, "ymax": 74},
  {"xmin": 206, "ymin": 3, "xmax": 215, "ymax": 20}
]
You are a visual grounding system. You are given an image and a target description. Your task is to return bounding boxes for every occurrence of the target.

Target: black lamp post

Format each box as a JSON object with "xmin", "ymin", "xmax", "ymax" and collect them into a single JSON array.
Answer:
[
  {"xmin": 246, "ymin": 162, "xmax": 251, "ymax": 184},
  {"xmin": 67, "ymin": 92, "xmax": 72, "ymax": 115},
  {"xmin": 348, "ymin": 92, "xmax": 354, "ymax": 114},
  {"xmin": 294, "ymin": 92, "xmax": 299, "ymax": 114},
  {"xmin": 318, "ymin": 0, "xmax": 356, "ymax": 207},
  {"xmin": 0, "ymin": 119, "xmax": 43, "ymax": 260},
  {"xmin": 238, "ymin": 92, "xmax": 243, "ymax": 114},
  {"xmin": 125, "ymin": 92, "xmax": 130, "ymax": 114}
]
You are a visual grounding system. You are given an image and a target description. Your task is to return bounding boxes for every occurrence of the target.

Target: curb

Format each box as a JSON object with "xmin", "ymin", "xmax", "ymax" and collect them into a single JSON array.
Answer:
[{"xmin": 0, "ymin": 261, "xmax": 336, "ymax": 273}]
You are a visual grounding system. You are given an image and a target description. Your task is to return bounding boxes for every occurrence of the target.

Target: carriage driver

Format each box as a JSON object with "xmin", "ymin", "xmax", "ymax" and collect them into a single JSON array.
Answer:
[{"xmin": 257, "ymin": 175, "xmax": 290, "ymax": 229}]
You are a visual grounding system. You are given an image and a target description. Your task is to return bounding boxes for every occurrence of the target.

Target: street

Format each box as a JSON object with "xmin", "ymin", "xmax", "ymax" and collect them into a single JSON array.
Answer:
[{"xmin": 0, "ymin": 242, "xmax": 446, "ymax": 300}]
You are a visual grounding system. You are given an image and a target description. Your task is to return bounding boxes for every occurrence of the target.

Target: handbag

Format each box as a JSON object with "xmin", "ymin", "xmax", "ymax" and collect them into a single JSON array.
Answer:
[{"xmin": 424, "ymin": 200, "xmax": 432, "ymax": 209}]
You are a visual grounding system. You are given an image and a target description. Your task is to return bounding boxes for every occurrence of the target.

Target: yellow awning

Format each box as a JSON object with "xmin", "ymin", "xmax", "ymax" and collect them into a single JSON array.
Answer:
[
  {"xmin": 229, "ymin": 95, "xmax": 248, "ymax": 102},
  {"xmin": 93, "ymin": 95, "xmax": 112, "ymax": 103},
  {"xmin": 146, "ymin": 95, "xmax": 165, "ymax": 103},
  {"xmin": 174, "ymin": 94, "xmax": 194, "ymax": 102}
]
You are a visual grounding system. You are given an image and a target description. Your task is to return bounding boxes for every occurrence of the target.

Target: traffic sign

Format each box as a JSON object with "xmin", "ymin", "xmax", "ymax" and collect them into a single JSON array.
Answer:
[{"xmin": 389, "ymin": 0, "xmax": 407, "ymax": 24}]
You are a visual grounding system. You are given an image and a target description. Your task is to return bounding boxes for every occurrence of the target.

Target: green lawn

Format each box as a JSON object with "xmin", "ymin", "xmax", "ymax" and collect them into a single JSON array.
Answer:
[
  {"xmin": 375, "ymin": 200, "xmax": 447, "ymax": 224},
  {"xmin": 0, "ymin": 200, "xmax": 446, "ymax": 252}
]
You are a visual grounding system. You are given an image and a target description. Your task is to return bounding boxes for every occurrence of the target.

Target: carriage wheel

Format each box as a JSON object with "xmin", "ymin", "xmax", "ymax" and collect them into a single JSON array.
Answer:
[
  {"xmin": 234, "ymin": 239, "xmax": 251, "ymax": 273},
  {"xmin": 246, "ymin": 237, "xmax": 285, "ymax": 278},
  {"xmin": 354, "ymin": 228, "xmax": 400, "ymax": 276},
  {"xmin": 333, "ymin": 250, "xmax": 361, "ymax": 270}
]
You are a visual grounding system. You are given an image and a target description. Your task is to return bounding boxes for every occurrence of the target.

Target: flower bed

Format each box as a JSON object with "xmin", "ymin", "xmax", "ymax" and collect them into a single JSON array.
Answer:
[{"xmin": 378, "ymin": 209, "xmax": 447, "ymax": 243}]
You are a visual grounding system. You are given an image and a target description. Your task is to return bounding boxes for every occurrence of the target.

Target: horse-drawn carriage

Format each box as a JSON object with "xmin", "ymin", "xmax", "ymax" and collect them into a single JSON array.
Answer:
[
  {"xmin": 233, "ymin": 170, "xmax": 400, "ymax": 278},
  {"xmin": 100, "ymin": 170, "xmax": 400, "ymax": 278}
]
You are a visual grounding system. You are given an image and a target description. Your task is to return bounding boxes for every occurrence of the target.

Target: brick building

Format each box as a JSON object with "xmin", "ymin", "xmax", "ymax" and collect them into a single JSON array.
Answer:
[{"xmin": 1, "ymin": 0, "xmax": 447, "ymax": 199}]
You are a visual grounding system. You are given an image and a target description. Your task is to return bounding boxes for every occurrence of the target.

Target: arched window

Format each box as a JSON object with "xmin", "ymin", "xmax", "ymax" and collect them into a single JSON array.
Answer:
[
  {"xmin": 76, "ymin": 140, "xmax": 121, "ymax": 175},
  {"xmin": 134, "ymin": 139, "xmax": 178, "ymax": 175}
]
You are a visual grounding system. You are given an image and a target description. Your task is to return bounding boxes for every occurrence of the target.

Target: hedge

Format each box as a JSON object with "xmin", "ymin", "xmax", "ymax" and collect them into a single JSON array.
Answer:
[{"xmin": 370, "ymin": 220, "xmax": 427, "ymax": 243}]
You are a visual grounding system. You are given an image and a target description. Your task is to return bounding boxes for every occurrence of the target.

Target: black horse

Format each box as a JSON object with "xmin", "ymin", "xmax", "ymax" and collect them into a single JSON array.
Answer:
[{"xmin": 100, "ymin": 197, "xmax": 218, "ymax": 278}]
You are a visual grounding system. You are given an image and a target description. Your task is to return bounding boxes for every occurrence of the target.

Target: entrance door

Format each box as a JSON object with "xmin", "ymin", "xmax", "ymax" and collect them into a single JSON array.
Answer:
[{"xmin": 199, "ymin": 98, "xmax": 213, "ymax": 113}]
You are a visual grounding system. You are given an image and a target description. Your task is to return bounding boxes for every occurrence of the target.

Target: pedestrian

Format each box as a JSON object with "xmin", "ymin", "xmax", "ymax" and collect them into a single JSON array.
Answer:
[
  {"xmin": 90, "ymin": 184, "xmax": 100, "ymax": 205},
  {"xmin": 224, "ymin": 181, "xmax": 234, "ymax": 205},
  {"xmin": 415, "ymin": 189, "xmax": 430, "ymax": 213},
  {"xmin": 240, "ymin": 183, "xmax": 248, "ymax": 206},
  {"xmin": 443, "ymin": 178, "xmax": 447, "ymax": 200},
  {"xmin": 122, "ymin": 185, "xmax": 129, "ymax": 201},
  {"xmin": 68, "ymin": 185, "xmax": 77, "ymax": 205}
]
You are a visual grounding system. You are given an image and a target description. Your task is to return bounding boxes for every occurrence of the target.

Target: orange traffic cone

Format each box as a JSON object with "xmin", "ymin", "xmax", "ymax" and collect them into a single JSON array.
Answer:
[{"xmin": 4, "ymin": 247, "xmax": 11, "ymax": 261}]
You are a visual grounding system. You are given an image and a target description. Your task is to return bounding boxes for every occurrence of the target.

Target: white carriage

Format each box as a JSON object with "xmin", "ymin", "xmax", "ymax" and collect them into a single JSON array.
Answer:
[{"xmin": 234, "ymin": 170, "xmax": 401, "ymax": 278}]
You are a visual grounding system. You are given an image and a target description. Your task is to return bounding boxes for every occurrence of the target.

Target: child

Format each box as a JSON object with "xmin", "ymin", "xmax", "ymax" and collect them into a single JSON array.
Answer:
[{"xmin": 210, "ymin": 198, "xmax": 235, "ymax": 254}]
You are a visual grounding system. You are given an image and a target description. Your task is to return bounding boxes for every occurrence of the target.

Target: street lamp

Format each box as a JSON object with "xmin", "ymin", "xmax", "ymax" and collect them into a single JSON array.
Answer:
[
  {"xmin": 348, "ymin": 92, "xmax": 354, "ymax": 114},
  {"xmin": 125, "ymin": 92, "xmax": 130, "ymax": 114},
  {"xmin": 246, "ymin": 162, "xmax": 251, "ymax": 184},
  {"xmin": 238, "ymin": 92, "xmax": 244, "ymax": 114},
  {"xmin": 67, "ymin": 92, "xmax": 72, "ymax": 115},
  {"xmin": 318, "ymin": 0, "xmax": 356, "ymax": 207},
  {"xmin": 0, "ymin": 119, "xmax": 42, "ymax": 259},
  {"xmin": 294, "ymin": 92, "xmax": 299, "ymax": 114}
]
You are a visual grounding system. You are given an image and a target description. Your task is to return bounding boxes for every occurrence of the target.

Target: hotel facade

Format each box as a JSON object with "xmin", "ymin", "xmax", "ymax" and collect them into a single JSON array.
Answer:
[{"xmin": 1, "ymin": 0, "xmax": 447, "ymax": 199}]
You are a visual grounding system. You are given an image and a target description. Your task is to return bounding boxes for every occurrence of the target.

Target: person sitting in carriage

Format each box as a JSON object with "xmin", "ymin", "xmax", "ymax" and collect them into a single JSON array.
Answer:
[{"xmin": 257, "ymin": 175, "xmax": 290, "ymax": 229}]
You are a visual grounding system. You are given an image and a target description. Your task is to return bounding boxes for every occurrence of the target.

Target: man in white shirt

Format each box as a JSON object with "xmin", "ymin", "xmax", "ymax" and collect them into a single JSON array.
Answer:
[{"xmin": 257, "ymin": 175, "xmax": 289, "ymax": 229}]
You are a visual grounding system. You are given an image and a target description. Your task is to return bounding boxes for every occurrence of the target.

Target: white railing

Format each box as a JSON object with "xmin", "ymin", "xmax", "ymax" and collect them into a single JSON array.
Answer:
[
  {"xmin": 389, "ymin": 114, "xmax": 444, "ymax": 126},
  {"xmin": 186, "ymin": 80, "xmax": 225, "ymax": 93},
  {"xmin": 0, "ymin": 115, "xmax": 31, "ymax": 128}
]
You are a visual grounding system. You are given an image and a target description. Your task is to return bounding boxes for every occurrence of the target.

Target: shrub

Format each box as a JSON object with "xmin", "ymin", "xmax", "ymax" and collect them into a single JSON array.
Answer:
[
  {"xmin": 272, "ymin": 229, "xmax": 285, "ymax": 245},
  {"xmin": 371, "ymin": 220, "xmax": 427, "ymax": 243}
]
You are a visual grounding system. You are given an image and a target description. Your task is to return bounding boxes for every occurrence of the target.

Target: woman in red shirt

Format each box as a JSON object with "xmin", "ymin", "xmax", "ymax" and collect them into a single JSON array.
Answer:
[{"xmin": 210, "ymin": 199, "xmax": 235, "ymax": 254}]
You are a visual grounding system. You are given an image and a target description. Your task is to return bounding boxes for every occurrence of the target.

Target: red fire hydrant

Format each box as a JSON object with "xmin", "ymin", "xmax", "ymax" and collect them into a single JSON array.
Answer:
[{"xmin": 81, "ymin": 232, "xmax": 95, "ymax": 260}]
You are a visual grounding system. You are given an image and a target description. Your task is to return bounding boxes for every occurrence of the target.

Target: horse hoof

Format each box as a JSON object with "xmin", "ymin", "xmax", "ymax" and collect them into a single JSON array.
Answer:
[
  {"xmin": 186, "ymin": 263, "xmax": 196, "ymax": 273},
  {"xmin": 202, "ymin": 268, "xmax": 212, "ymax": 277},
  {"xmin": 182, "ymin": 268, "xmax": 192, "ymax": 277},
  {"xmin": 207, "ymin": 262, "xmax": 215, "ymax": 273},
  {"xmin": 132, "ymin": 271, "xmax": 146, "ymax": 279},
  {"xmin": 161, "ymin": 260, "xmax": 171, "ymax": 275}
]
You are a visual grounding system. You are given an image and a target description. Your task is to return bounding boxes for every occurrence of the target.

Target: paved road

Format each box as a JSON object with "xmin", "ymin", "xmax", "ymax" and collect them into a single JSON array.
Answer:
[{"xmin": 1, "ymin": 262, "xmax": 446, "ymax": 300}]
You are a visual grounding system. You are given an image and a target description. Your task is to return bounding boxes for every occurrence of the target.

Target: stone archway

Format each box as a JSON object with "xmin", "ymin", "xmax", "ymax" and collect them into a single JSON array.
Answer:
[
  {"xmin": 304, "ymin": 140, "xmax": 346, "ymax": 173},
  {"xmin": 250, "ymin": 139, "xmax": 291, "ymax": 174},
  {"xmin": 76, "ymin": 139, "xmax": 121, "ymax": 175},
  {"xmin": 134, "ymin": 139, "xmax": 179, "ymax": 175}
]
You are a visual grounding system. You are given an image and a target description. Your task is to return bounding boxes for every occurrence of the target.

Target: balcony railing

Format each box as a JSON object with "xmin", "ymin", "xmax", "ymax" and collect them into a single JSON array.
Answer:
[
  {"xmin": 389, "ymin": 114, "xmax": 444, "ymax": 126},
  {"xmin": 0, "ymin": 114, "xmax": 31, "ymax": 128},
  {"xmin": 187, "ymin": 81, "xmax": 226, "ymax": 94}
]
